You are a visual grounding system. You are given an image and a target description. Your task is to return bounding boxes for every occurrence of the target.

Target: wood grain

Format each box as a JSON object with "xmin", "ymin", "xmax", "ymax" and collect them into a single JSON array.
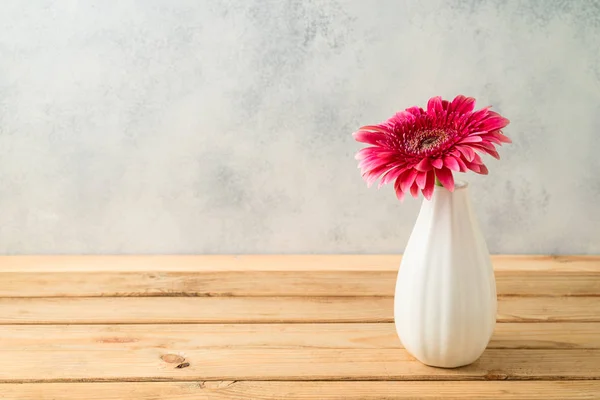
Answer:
[
  {"xmin": 0, "ymin": 297, "xmax": 392, "ymax": 324},
  {"xmin": 1, "ymin": 255, "xmax": 597, "ymax": 273},
  {"xmin": 497, "ymin": 297, "xmax": 600, "ymax": 322},
  {"xmin": 1, "ymin": 323, "xmax": 599, "ymax": 350},
  {"xmin": 490, "ymin": 322, "xmax": 600, "ymax": 349},
  {"xmin": 1, "ymin": 296, "xmax": 598, "ymax": 324},
  {"xmin": 2, "ymin": 271, "xmax": 599, "ymax": 297},
  {"xmin": 0, "ymin": 348, "xmax": 599, "ymax": 382},
  {"xmin": 495, "ymin": 273, "xmax": 600, "ymax": 296},
  {"xmin": 0, "ymin": 255, "xmax": 598, "ymax": 297},
  {"xmin": 0, "ymin": 271, "xmax": 394, "ymax": 297},
  {"xmin": 1, "ymin": 381, "xmax": 598, "ymax": 400}
]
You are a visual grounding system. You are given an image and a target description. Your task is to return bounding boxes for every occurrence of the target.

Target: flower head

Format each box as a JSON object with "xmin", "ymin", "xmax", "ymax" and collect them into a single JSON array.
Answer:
[{"xmin": 353, "ymin": 95, "xmax": 510, "ymax": 200}]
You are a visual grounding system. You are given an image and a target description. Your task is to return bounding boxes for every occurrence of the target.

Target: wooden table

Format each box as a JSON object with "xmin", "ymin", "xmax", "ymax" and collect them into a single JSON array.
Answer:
[{"xmin": 1, "ymin": 255, "xmax": 599, "ymax": 399}]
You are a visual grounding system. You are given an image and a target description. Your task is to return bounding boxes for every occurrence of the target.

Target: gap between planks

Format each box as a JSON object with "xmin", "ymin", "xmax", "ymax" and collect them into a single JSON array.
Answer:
[{"xmin": 0, "ymin": 296, "xmax": 598, "ymax": 324}]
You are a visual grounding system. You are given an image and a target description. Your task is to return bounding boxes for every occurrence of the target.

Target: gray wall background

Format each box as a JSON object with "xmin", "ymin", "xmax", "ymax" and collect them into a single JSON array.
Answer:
[{"xmin": 0, "ymin": 0, "xmax": 599, "ymax": 254}]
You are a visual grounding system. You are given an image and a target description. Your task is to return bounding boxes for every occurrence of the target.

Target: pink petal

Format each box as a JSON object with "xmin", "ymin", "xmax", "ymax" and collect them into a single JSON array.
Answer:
[
  {"xmin": 454, "ymin": 113, "xmax": 472, "ymax": 131},
  {"xmin": 363, "ymin": 171, "xmax": 380, "ymax": 188},
  {"xmin": 400, "ymin": 169, "xmax": 419, "ymax": 192},
  {"xmin": 405, "ymin": 106, "xmax": 425, "ymax": 117},
  {"xmin": 465, "ymin": 162, "xmax": 481, "ymax": 173},
  {"xmin": 427, "ymin": 96, "xmax": 444, "ymax": 117},
  {"xmin": 443, "ymin": 156, "xmax": 461, "ymax": 172},
  {"xmin": 391, "ymin": 110, "xmax": 416, "ymax": 124},
  {"xmin": 377, "ymin": 166, "xmax": 401, "ymax": 189},
  {"xmin": 352, "ymin": 158, "xmax": 375, "ymax": 173},
  {"xmin": 464, "ymin": 107, "xmax": 490, "ymax": 127},
  {"xmin": 474, "ymin": 140, "xmax": 497, "ymax": 151},
  {"xmin": 393, "ymin": 178, "xmax": 405, "ymax": 202},
  {"xmin": 478, "ymin": 134, "xmax": 504, "ymax": 145},
  {"xmin": 416, "ymin": 171, "xmax": 428, "ymax": 189},
  {"xmin": 431, "ymin": 158, "xmax": 443, "ymax": 169},
  {"xmin": 480, "ymin": 132, "xmax": 510, "ymax": 147},
  {"xmin": 357, "ymin": 125, "xmax": 389, "ymax": 134},
  {"xmin": 471, "ymin": 144, "xmax": 500, "ymax": 159},
  {"xmin": 488, "ymin": 149, "xmax": 500, "ymax": 159},
  {"xmin": 455, "ymin": 157, "xmax": 468, "ymax": 172},
  {"xmin": 415, "ymin": 158, "xmax": 432, "ymax": 171},
  {"xmin": 362, "ymin": 161, "xmax": 397, "ymax": 186},
  {"xmin": 435, "ymin": 168, "xmax": 455, "ymax": 191},
  {"xmin": 395, "ymin": 189, "xmax": 405, "ymax": 202},
  {"xmin": 355, "ymin": 147, "xmax": 379, "ymax": 160},
  {"xmin": 358, "ymin": 158, "xmax": 378, "ymax": 172},
  {"xmin": 410, "ymin": 182, "xmax": 419, "ymax": 198},
  {"xmin": 478, "ymin": 116, "xmax": 510, "ymax": 132},
  {"xmin": 448, "ymin": 149, "xmax": 461, "ymax": 157},
  {"xmin": 360, "ymin": 160, "xmax": 388, "ymax": 175},
  {"xmin": 479, "ymin": 164, "xmax": 489, "ymax": 175},
  {"xmin": 379, "ymin": 166, "xmax": 404, "ymax": 187},
  {"xmin": 371, "ymin": 149, "xmax": 397, "ymax": 158},
  {"xmin": 490, "ymin": 130, "xmax": 512, "ymax": 143},
  {"xmin": 459, "ymin": 135, "xmax": 483, "ymax": 144},
  {"xmin": 353, "ymin": 130, "xmax": 385, "ymax": 145},
  {"xmin": 422, "ymin": 170, "xmax": 435, "ymax": 200},
  {"xmin": 456, "ymin": 146, "xmax": 475, "ymax": 162},
  {"xmin": 450, "ymin": 95, "xmax": 476, "ymax": 114}
]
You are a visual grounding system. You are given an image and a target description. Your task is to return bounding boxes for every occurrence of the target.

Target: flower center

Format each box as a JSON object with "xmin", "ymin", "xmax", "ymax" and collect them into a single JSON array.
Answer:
[{"xmin": 405, "ymin": 129, "xmax": 450, "ymax": 154}]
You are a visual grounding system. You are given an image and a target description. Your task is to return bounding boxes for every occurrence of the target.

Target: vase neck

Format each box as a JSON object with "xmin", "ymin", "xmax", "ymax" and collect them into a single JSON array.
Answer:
[{"xmin": 421, "ymin": 181, "xmax": 472, "ymax": 218}]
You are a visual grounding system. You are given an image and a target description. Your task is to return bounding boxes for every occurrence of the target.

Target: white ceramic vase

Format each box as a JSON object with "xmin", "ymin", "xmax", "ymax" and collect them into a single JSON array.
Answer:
[{"xmin": 394, "ymin": 181, "xmax": 496, "ymax": 368}]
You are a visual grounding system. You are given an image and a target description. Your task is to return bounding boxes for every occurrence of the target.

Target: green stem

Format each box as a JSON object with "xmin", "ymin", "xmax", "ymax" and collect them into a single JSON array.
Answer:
[{"xmin": 434, "ymin": 176, "xmax": 443, "ymax": 187}]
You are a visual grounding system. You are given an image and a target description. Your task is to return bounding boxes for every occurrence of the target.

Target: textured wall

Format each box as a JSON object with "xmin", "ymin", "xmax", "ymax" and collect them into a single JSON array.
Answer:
[{"xmin": 0, "ymin": 0, "xmax": 599, "ymax": 254}]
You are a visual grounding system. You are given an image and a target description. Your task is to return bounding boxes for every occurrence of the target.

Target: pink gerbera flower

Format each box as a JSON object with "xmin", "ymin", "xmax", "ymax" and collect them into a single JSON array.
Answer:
[{"xmin": 353, "ymin": 95, "xmax": 510, "ymax": 201}]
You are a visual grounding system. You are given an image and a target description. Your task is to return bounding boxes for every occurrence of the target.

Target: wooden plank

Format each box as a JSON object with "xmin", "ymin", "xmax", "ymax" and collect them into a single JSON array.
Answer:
[
  {"xmin": 1, "ymin": 323, "xmax": 598, "ymax": 351},
  {"xmin": 1, "ymin": 255, "xmax": 598, "ymax": 273},
  {"xmin": 491, "ymin": 322, "xmax": 600, "ymax": 349},
  {"xmin": 0, "ymin": 323, "xmax": 397, "ymax": 350},
  {"xmin": 2, "ymin": 271, "xmax": 599, "ymax": 297},
  {"xmin": 0, "ymin": 271, "xmax": 395, "ymax": 297},
  {"xmin": 1, "ymin": 381, "xmax": 599, "ymax": 400},
  {"xmin": 495, "ymin": 273, "xmax": 600, "ymax": 296},
  {"xmin": 0, "ymin": 255, "xmax": 402, "ymax": 272},
  {"xmin": 498, "ymin": 297, "xmax": 600, "ymax": 322},
  {"xmin": 0, "ymin": 348, "xmax": 598, "ymax": 382},
  {"xmin": 0, "ymin": 297, "xmax": 393, "ymax": 324},
  {"xmin": 0, "ymin": 255, "xmax": 597, "ymax": 297},
  {"xmin": 0, "ymin": 296, "xmax": 598, "ymax": 324}
]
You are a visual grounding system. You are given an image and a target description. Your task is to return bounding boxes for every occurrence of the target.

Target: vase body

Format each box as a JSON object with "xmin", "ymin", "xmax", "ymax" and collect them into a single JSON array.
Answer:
[{"xmin": 394, "ymin": 182, "xmax": 496, "ymax": 368}]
